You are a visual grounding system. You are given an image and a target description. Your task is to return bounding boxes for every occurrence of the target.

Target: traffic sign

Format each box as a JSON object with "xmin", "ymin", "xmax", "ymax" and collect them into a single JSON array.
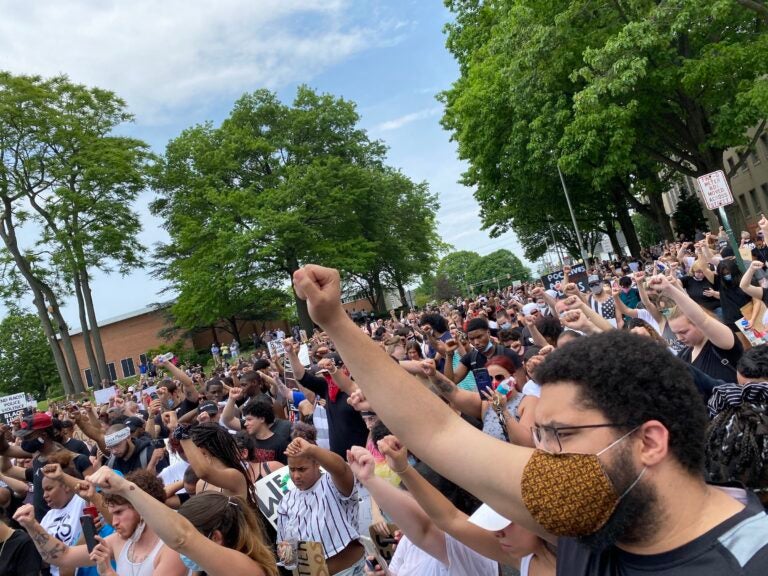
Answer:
[{"xmin": 697, "ymin": 170, "xmax": 734, "ymax": 210}]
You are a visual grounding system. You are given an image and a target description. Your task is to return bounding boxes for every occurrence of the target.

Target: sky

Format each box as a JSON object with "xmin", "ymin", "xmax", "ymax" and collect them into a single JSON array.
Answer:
[{"xmin": 0, "ymin": 0, "xmax": 530, "ymax": 327}]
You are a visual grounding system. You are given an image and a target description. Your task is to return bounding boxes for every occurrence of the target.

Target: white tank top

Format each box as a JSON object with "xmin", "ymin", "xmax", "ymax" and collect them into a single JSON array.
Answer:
[
  {"xmin": 116, "ymin": 537, "xmax": 164, "ymax": 576},
  {"xmin": 520, "ymin": 553, "xmax": 533, "ymax": 576}
]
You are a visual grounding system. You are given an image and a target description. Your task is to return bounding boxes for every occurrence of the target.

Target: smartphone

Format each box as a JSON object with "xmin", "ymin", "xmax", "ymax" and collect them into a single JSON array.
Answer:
[
  {"xmin": 149, "ymin": 392, "xmax": 159, "ymax": 401},
  {"xmin": 360, "ymin": 536, "xmax": 387, "ymax": 573},
  {"xmin": 473, "ymin": 368, "xmax": 493, "ymax": 397},
  {"xmin": 80, "ymin": 515, "xmax": 98, "ymax": 552}
]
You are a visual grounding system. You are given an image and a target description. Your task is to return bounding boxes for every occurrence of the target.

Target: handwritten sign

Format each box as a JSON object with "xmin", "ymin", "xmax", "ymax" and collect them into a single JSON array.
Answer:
[
  {"xmin": 293, "ymin": 541, "xmax": 329, "ymax": 576},
  {"xmin": 0, "ymin": 393, "xmax": 36, "ymax": 424},
  {"xmin": 540, "ymin": 263, "xmax": 588, "ymax": 295},
  {"xmin": 256, "ymin": 467, "xmax": 296, "ymax": 529},
  {"xmin": 697, "ymin": 170, "xmax": 734, "ymax": 210}
]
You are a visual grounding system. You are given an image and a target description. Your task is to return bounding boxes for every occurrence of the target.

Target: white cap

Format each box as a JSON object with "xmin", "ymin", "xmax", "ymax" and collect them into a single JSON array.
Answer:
[
  {"xmin": 545, "ymin": 289, "xmax": 559, "ymax": 299},
  {"xmin": 128, "ymin": 386, "xmax": 135, "ymax": 392},
  {"xmin": 522, "ymin": 303, "xmax": 538, "ymax": 316},
  {"xmin": 468, "ymin": 504, "xmax": 512, "ymax": 531}
]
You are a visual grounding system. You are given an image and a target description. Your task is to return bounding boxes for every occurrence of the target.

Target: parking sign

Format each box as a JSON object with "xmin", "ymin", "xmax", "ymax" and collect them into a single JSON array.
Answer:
[{"xmin": 697, "ymin": 170, "xmax": 734, "ymax": 210}]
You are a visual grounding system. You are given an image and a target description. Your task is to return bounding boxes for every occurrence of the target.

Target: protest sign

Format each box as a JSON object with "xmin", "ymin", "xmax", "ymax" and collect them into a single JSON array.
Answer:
[
  {"xmin": 292, "ymin": 541, "xmax": 329, "ymax": 576},
  {"xmin": 540, "ymin": 263, "xmax": 588, "ymax": 296},
  {"xmin": 94, "ymin": 386, "xmax": 117, "ymax": 406},
  {"xmin": 256, "ymin": 467, "xmax": 296, "ymax": 529},
  {"xmin": 298, "ymin": 344, "xmax": 310, "ymax": 367},
  {"xmin": 0, "ymin": 393, "xmax": 36, "ymax": 424},
  {"xmin": 369, "ymin": 524, "xmax": 398, "ymax": 563}
]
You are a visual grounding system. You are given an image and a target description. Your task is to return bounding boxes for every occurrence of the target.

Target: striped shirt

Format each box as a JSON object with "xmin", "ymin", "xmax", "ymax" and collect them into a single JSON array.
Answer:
[
  {"xmin": 276, "ymin": 473, "xmax": 360, "ymax": 558},
  {"xmin": 313, "ymin": 402, "xmax": 331, "ymax": 450},
  {"xmin": 708, "ymin": 382, "xmax": 768, "ymax": 418}
]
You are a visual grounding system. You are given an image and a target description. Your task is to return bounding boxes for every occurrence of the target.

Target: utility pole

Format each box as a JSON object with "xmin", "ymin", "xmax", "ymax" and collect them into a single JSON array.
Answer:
[{"xmin": 557, "ymin": 165, "xmax": 589, "ymax": 264}]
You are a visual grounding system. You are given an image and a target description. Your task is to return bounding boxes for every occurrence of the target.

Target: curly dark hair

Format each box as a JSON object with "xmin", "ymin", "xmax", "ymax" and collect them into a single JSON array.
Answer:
[
  {"xmin": 241, "ymin": 398, "xmax": 275, "ymax": 425},
  {"xmin": 533, "ymin": 331, "xmax": 707, "ymax": 475},
  {"xmin": 419, "ymin": 313, "xmax": 449, "ymax": 334},
  {"xmin": 290, "ymin": 421, "xmax": 317, "ymax": 444},
  {"xmin": 104, "ymin": 469, "xmax": 166, "ymax": 507},
  {"xmin": 737, "ymin": 345, "xmax": 768, "ymax": 380},
  {"xmin": 535, "ymin": 315, "xmax": 563, "ymax": 346}
]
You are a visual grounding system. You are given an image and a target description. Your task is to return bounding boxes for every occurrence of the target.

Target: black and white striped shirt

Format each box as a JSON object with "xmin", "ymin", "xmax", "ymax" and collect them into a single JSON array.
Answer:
[
  {"xmin": 276, "ymin": 473, "xmax": 360, "ymax": 558},
  {"xmin": 708, "ymin": 382, "xmax": 768, "ymax": 418}
]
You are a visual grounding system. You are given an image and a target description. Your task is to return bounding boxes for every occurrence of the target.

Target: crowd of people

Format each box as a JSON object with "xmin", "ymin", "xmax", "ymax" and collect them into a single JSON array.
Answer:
[{"xmin": 2, "ymin": 222, "xmax": 768, "ymax": 575}]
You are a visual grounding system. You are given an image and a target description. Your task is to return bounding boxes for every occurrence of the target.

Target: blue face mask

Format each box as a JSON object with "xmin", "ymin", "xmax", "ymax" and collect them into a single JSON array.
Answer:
[
  {"xmin": 483, "ymin": 341, "xmax": 494, "ymax": 353},
  {"xmin": 723, "ymin": 274, "xmax": 733, "ymax": 282},
  {"xmin": 501, "ymin": 322, "xmax": 512, "ymax": 330},
  {"xmin": 180, "ymin": 554, "xmax": 202, "ymax": 571}
]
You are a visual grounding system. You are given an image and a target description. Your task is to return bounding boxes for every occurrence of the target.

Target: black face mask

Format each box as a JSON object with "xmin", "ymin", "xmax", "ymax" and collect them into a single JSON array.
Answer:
[{"xmin": 20, "ymin": 437, "xmax": 44, "ymax": 454}]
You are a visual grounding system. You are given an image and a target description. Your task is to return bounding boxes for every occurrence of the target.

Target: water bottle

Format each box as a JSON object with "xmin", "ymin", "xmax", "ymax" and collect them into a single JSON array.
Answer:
[
  {"xmin": 495, "ymin": 377, "xmax": 515, "ymax": 396},
  {"xmin": 158, "ymin": 352, "xmax": 174, "ymax": 363}
]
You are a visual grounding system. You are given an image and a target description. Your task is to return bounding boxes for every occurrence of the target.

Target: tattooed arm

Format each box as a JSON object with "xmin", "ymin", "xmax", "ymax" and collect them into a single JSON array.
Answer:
[{"xmin": 13, "ymin": 504, "xmax": 95, "ymax": 568}]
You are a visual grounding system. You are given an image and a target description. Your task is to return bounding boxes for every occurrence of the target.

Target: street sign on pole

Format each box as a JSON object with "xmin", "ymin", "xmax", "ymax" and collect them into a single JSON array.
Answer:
[{"xmin": 696, "ymin": 170, "xmax": 745, "ymax": 271}]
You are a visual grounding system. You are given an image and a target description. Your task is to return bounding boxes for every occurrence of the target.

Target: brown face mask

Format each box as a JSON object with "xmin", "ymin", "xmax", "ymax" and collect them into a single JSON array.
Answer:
[{"xmin": 521, "ymin": 428, "xmax": 646, "ymax": 537}]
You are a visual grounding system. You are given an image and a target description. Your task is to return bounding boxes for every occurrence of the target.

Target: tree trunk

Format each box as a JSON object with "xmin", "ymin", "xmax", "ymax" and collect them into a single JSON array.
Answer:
[
  {"xmin": 80, "ymin": 269, "xmax": 109, "ymax": 384},
  {"xmin": 604, "ymin": 222, "xmax": 622, "ymax": 258},
  {"xmin": 73, "ymin": 271, "xmax": 102, "ymax": 386},
  {"xmin": 228, "ymin": 316, "xmax": 241, "ymax": 343},
  {"xmin": 647, "ymin": 192, "xmax": 675, "ymax": 241},
  {"xmin": 42, "ymin": 288, "xmax": 85, "ymax": 394},
  {"xmin": 209, "ymin": 325, "xmax": 218, "ymax": 344},
  {"xmin": 397, "ymin": 283, "xmax": 408, "ymax": 309},
  {"xmin": 372, "ymin": 274, "xmax": 387, "ymax": 314},
  {"xmin": 612, "ymin": 190, "xmax": 642, "ymax": 257},
  {"xmin": 0, "ymin": 203, "xmax": 76, "ymax": 394}
]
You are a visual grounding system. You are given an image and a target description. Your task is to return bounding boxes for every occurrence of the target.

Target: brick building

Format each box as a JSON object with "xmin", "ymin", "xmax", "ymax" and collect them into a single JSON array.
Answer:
[{"xmin": 68, "ymin": 305, "xmax": 289, "ymax": 386}]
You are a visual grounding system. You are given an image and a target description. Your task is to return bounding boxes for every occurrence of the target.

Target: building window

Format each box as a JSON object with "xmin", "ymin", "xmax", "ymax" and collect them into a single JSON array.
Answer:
[
  {"xmin": 139, "ymin": 353, "xmax": 148, "ymax": 367},
  {"xmin": 739, "ymin": 194, "xmax": 752, "ymax": 223},
  {"xmin": 121, "ymin": 358, "xmax": 136, "ymax": 378},
  {"xmin": 750, "ymin": 189, "xmax": 762, "ymax": 215},
  {"xmin": 751, "ymin": 148, "xmax": 760, "ymax": 165},
  {"xmin": 727, "ymin": 157, "xmax": 736, "ymax": 172},
  {"xmin": 761, "ymin": 133, "xmax": 768, "ymax": 158},
  {"xmin": 84, "ymin": 369, "xmax": 93, "ymax": 388},
  {"xmin": 762, "ymin": 184, "xmax": 768, "ymax": 208},
  {"xmin": 106, "ymin": 362, "xmax": 117, "ymax": 382}
]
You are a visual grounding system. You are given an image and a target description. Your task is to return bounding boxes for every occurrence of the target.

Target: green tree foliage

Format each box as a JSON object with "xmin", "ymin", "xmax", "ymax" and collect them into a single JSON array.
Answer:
[
  {"xmin": 441, "ymin": 1, "xmax": 768, "ymax": 253},
  {"xmin": 0, "ymin": 308, "xmax": 61, "ymax": 399},
  {"xmin": 434, "ymin": 249, "xmax": 531, "ymax": 296},
  {"xmin": 632, "ymin": 213, "xmax": 663, "ymax": 248},
  {"xmin": 152, "ymin": 86, "xmax": 442, "ymax": 331},
  {"xmin": 672, "ymin": 188, "xmax": 709, "ymax": 241}
]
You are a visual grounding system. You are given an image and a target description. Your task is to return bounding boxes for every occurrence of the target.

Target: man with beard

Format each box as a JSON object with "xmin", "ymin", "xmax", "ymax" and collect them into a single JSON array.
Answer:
[
  {"xmin": 291, "ymin": 264, "xmax": 768, "ymax": 575},
  {"xmin": 14, "ymin": 469, "xmax": 186, "ymax": 575}
]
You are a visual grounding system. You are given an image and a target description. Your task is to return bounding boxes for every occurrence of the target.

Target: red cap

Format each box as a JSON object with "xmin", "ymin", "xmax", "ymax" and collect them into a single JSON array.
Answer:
[{"xmin": 14, "ymin": 413, "xmax": 53, "ymax": 437}]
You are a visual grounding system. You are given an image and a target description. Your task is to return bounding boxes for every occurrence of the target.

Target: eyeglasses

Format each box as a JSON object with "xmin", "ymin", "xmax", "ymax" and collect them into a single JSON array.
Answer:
[
  {"xmin": 492, "ymin": 374, "xmax": 507, "ymax": 382},
  {"xmin": 531, "ymin": 423, "xmax": 635, "ymax": 454}
]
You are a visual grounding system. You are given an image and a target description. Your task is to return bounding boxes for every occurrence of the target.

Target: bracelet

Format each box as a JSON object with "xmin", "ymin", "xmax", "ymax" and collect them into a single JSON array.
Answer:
[
  {"xmin": 173, "ymin": 424, "xmax": 191, "ymax": 441},
  {"xmin": 391, "ymin": 463, "xmax": 411, "ymax": 475}
]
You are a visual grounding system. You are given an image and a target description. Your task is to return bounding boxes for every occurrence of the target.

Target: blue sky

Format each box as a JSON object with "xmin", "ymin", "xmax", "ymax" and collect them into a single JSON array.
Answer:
[{"xmin": 0, "ymin": 0, "xmax": 529, "ymax": 327}]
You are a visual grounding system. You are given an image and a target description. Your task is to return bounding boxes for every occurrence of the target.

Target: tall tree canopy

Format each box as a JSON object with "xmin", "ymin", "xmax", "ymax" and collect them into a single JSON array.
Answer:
[{"xmin": 152, "ymin": 86, "xmax": 442, "ymax": 331}]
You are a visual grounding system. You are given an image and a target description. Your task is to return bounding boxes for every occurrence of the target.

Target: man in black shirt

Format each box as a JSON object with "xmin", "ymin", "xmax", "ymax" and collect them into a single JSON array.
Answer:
[
  {"xmin": 59, "ymin": 420, "xmax": 90, "ymax": 458},
  {"xmin": 284, "ymin": 340, "xmax": 367, "ymax": 457},
  {"xmin": 291, "ymin": 263, "xmax": 768, "ymax": 576},
  {"xmin": 242, "ymin": 399, "xmax": 290, "ymax": 464}
]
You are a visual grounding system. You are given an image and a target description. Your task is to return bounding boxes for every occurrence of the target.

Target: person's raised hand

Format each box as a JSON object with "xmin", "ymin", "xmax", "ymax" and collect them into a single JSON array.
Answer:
[
  {"xmin": 564, "ymin": 283, "xmax": 579, "ymax": 295},
  {"xmin": 149, "ymin": 399, "xmax": 162, "ymax": 417},
  {"xmin": 285, "ymin": 437, "xmax": 314, "ymax": 459},
  {"xmin": 538, "ymin": 345, "xmax": 555, "ymax": 357},
  {"xmin": 89, "ymin": 536, "xmax": 113, "ymax": 575},
  {"xmin": 161, "ymin": 410, "xmax": 178, "ymax": 431},
  {"xmin": 530, "ymin": 286, "xmax": 544, "ymax": 298},
  {"xmin": 481, "ymin": 388, "xmax": 507, "ymax": 412},
  {"xmin": 647, "ymin": 274, "xmax": 672, "ymax": 294},
  {"xmin": 228, "ymin": 386, "xmax": 243, "ymax": 401},
  {"xmin": 86, "ymin": 467, "xmax": 130, "ymax": 495},
  {"xmin": 377, "ymin": 435, "xmax": 409, "ymax": 473},
  {"xmin": 633, "ymin": 270, "xmax": 645, "ymax": 282},
  {"xmin": 419, "ymin": 358, "xmax": 437, "ymax": 379},
  {"xmin": 346, "ymin": 446, "xmax": 376, "ymax": 483},
  {"xmin": 76, "ymin": 480, "xmax": 96, "ymax": 502},
  {"xmin": 560, "ymin": 310, "xmax": 590, "ymax": 332},
  {"xmin": 42, "ymin": 463, "xmax": 64, "ymax": 481},
  {"xmin": 13, "ymin": 504, "xmax": 36, "ymax": 526},
  {"xmin": 611, "ymin": 284, "xmax": 621, "ymax": 297},
  {"xmin": 292, "ymin": 265, "xmax": 345, "ymax": 328},
  {"xmin": 750, "ymin": 259, "xmax": 765, "ymax": 271},
  {"xmin": 562, "ymin": 295, "xmax": 582, "ymax": 311},
  {"xmin": 317, "ymin": 358, "xmax": 337, "ymax": 374},
  {"xmin": 346, "ymin": 389, "xmax": 372, "ymax": 412},
  {"xmin": 759, "ymin": 213, "xmax": 768, "ymax": 230}
]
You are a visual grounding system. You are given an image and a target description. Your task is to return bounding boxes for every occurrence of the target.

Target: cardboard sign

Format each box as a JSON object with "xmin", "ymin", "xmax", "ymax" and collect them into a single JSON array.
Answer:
[
  {"xmin": 540, "ymin": 263, "xmax": 589, "ymax": 295},
  {"xmin": 369, "ymin": 524, "xmax": 399, "ymax": 563},
  {"xmin": 256, "ymin": 467, "xmax": 296, "ymax": 529},
  {"xmin": 297, "ymin": 344, "xmax": 311, "ymax": 367},
  {"xmin": 0, "ymin": 393, "xmax": 36, "ymax": 424},
  {"xmin": 697, "ymin": 170, "xmax": 734, "ymax": 210},
  {"xmin": 93, "ymin": 386, "xmax": 117, "ymax": 406},
  {"xmin": 299, "ymin": 330, "xmax": 308, "ymax": 343},
  {"xmin": 292, "ymin": 541, "xmax": 329, "ymax": 576}
]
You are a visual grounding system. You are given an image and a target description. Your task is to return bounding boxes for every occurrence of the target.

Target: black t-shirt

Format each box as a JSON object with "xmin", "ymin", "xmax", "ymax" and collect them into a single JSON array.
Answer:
[
  {"xmin": 679, "ymin": 337, "xmax": 742, "ymax": 384},
  {"xmin": 682, "ymin": 276, "xmax": 719, "ymax": 311},
  {"xmin": 713, "ymin": 276, "xmax": 751, "ymax": 327},
  {"xmin": 0, "ymin": 529, "xmax": 43, "ymax": 576},
  {"xmin": 26, "ymin": 453, "xmax": 91, "ymax": 521},
  {"xmin": 556, "ymin": 491, "xmax": 768, "ymax": 575},
  {"xmin": 253, "ymin": 432, "xmax": 290, "ymax": 464},
  {"xmin": 298, "ymin": 372, "xmax": 369, "ymax": 457},
  {"xmin": 753, "ymin": 245, "xmax": 768, "ymax": 263},
  {"xmin": 459, "ymin": 344, "xmax": 523, "ymax": 371},
  {"xmin": 63, "ymin": 437, "xmax": 91, "ymax": 458},
  {"xmin": 109, "ymin": 436, "xmax": 155, "ymax": 475},
  {"xmin": 154, "ymin": 398, "xmax": 201, "ymax": 438}
]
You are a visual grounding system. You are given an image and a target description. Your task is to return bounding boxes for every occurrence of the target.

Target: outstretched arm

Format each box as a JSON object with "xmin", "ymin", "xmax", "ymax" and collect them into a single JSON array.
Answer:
[
  {"xmin": 293, "ymin": 265, "xmax": 546, "ymax": 540},
  {"xmin": 739, "ymin": 260, "xmax": 765, "ymax": 300},
  {"xmin": 13, "ymin": 504, "xmax": 94, "ymax": 569}
]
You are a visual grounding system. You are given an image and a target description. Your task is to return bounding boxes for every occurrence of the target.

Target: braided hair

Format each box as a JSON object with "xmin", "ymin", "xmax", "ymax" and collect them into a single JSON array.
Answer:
[
  {"xmin": 705, "ymin": 402, "xmax": 768, "ymax": 505},
  {"xmin": 189, "ymin": 423, "xmax": 258, "ymax": 509}
]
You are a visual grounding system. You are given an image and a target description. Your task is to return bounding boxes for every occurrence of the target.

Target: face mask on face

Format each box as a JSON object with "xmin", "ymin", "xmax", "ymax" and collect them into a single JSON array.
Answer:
[
  {"xmin": 20, "ymin": 436, "xmax": 45, "ymax": 454},
  {"xmin": 621, "ymin": 287, "xmax": 630, "ymax": 294},
  {"xmin": 501, "ymin": 322, "xmax": 512, "ymax": 330},
  {"xmin": 520, "ymin": 428, "xmax": 646, "ymax": 537},
  {"xmin": 482, "ymin": 341, "xmax": 494, "ymax": 353},
  {"xmin": 590, "ymin": 285, "xmax": 602, "ymax": 295},
  {"xmin": 723, "ymin": 274, "xmax": 733, "ymax": 282}
]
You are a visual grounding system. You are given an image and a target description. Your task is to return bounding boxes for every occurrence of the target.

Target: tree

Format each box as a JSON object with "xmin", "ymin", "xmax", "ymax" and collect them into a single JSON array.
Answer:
[
  {"xmin": 0, "ymin": 308, "xmax": 61, "ymax": 399},
  {"xmin": 435, "ymin": 251, "xmax": 480, "ymax": 292},
  {"xmin": 0, "ymin": 72, "xmax": 151, "ymax": 392},
  {"xmin": 152, "ymin": 86, "xmax": 442, "ymax": 331},
  {"xmin": 672, "ymin": 188, "xmax": 708, "ymax": 241},
  {"xmin": 468, "ymin": 249, "xmax": 531, "ymax": 285}
]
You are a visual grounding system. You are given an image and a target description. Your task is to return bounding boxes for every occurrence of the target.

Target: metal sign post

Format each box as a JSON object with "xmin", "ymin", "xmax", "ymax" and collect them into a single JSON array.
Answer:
[{"xmin": 697, "ymin": 170, "xmax": 746, "ymax": 272}]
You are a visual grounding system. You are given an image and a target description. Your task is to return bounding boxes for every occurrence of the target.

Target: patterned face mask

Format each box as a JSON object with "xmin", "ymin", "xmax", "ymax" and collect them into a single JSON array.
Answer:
[{"xmin": 521, "ymin": 428, "xmax": 646, "ymax": 537}]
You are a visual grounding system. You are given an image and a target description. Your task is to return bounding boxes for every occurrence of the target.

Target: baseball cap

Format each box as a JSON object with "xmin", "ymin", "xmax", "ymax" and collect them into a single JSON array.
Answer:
[
  {"xmin": 587, "ymin": 274, "xmax": 601, "ymax": 286},
  {"xmin": 522, "ymin": 303, "xmax": 538, "ymax": 316},
  {"xmin": 468, "ymin": 504, "xmax": 511, "ymax": 531},
  {"xmin": 198, "ymin": 401, "xmax": 218, "ymax": 416},
  {"xmin": 124, "ymin": 416, "xmax": 146, "ymax": 432},
  {"xmin": 14, "ymin": 413, "xmax": 53, "ymax": 438}
]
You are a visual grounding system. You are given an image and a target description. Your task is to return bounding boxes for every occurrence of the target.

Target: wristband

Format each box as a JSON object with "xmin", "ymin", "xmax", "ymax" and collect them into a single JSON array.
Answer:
[
  {"xmin": 391, "ymin": 463, "xmax": 411, "ymax": 475},
  {"xmin": 173, "ymin": 424, "xmax": 192, "ymax": 441}
]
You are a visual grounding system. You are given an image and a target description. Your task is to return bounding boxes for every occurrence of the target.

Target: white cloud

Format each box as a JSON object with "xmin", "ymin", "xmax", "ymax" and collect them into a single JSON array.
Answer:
[
  {"xmin": 376, "ymin": 106, "xmax": 441, "ymax": 131},
  {"xmin": 0, "ymin": 0, "xmax": 387, "ymax": 125}
]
